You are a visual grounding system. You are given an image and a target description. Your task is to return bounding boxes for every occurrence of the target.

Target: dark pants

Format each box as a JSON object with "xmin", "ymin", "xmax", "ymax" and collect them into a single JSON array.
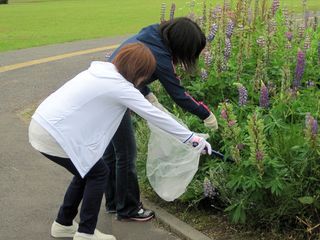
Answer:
[
  {"xmin": 42, "ymin": 153, "xmax": 108, "ymax": 234},
  {"xmin": 102, "ymin": 110, "xmax": 140, "ymax": 217}
]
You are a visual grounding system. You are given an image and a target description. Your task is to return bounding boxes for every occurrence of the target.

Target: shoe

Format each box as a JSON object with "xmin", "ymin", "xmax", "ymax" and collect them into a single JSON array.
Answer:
[
  {"xmin": 117, "ymin": 208, "xmax": 155, "ymax": 222},
  {"xmin": 51, "ymin": 220, "xmax": 78, "ymax": 238},
  {"xmin": 73, "ymin": 229, "xmax": 116, "ymax": 240},
  {"xmin": 106, "ymin": 207, "xmax": 116, "ymax": 214}
]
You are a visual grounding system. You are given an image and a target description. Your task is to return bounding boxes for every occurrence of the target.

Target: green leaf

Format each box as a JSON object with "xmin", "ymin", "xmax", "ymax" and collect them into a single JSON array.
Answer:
[{"xmin": 298, "ymin": 196, "xmax": 315, "ymax": 205}]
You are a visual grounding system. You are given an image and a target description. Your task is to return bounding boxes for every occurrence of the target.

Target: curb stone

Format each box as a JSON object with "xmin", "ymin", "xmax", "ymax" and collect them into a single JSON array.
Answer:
[{"xmin": 142, "ymin": 197, "xmax": 213, "ymax": 240}]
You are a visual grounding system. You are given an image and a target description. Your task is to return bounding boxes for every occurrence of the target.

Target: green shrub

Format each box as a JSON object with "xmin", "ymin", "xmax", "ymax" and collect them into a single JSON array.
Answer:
[{"xmin": 138, "ymin": 0, "xmax": 320, "ymax": 237}]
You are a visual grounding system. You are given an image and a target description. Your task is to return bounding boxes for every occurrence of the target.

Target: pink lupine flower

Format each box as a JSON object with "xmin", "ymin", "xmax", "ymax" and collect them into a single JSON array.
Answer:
[
  {"xmin": 221, "ymin": 109, "xmax": 228, "ymax": 120},
  {"xmin": 228, "ymin": 120, "xmax": 236, "ymax": 127}
]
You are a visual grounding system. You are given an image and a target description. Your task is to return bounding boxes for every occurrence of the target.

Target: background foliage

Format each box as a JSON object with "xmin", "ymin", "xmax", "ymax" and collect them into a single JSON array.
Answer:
[{"xmin": 1, "ymin": 0, "xmax": 319, "ymax": 52}]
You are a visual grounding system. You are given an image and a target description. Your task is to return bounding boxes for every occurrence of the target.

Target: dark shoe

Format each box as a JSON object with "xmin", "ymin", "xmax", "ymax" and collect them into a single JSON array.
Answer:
[
  {"xmin": 117, "ymin": 208, "xmax": 155, "ymax": 222},
  {"xmin": 106, "ymin": 209, "xmax": 116, "ymax": 214}
]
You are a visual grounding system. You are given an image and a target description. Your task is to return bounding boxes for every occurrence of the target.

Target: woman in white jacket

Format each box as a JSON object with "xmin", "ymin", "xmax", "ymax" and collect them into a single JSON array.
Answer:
[{"xmin": 29, "ymin": 43, "xmax": 211, "ymax": 240}]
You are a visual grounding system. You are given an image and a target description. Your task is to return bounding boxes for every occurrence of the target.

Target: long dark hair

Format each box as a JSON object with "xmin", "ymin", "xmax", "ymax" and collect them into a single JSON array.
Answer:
[{"xmin": 159, "ymin": 17, "xmax": 206, "ymax": 73}]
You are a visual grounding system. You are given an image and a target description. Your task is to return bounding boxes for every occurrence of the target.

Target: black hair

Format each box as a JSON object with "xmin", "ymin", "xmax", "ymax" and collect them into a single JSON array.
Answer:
[{"xmin": 159, "ymin": 17, "xmax": 206, "ymax": 73}]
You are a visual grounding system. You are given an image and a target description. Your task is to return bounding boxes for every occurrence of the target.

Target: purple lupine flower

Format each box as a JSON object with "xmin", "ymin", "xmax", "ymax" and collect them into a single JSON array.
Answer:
[
  {"xmin": 256, "ymin": 36, "xmax": 266, "ymax": 48},
  {"xmin": 204, "ymin": 50, "xmax": 213, "ymax": 67},
  {"xmin": 318, "ymin": 41, "xmax": 320, "ymax": 63},
  {"xmin": 160, "ymin": 3, "xmax": 166, "ymax": 23},
  {"xmin": 200, "ymin": 68, "xmax": 208, "ymax": 80},
  {"xmin": 203, "ymin": 178, "xmax": 218, "ymax": 199},
  {"xmin": 212, "ymin": 5, "xmax": 222, "ymax": 20},
  {"xmin": 311, "ymin": 119, "xmax": 318, "ymax": 135},
  {"xmin": 169, "ymin": 3, "xmax": 176, "ymax": 21},
  {"xmin": 293, "ymin": 49, "xmax": 305, "ymax": 88},
  {"xmin": 306, "ymin": 113, "xmax": 318, "ymax": 136},
  {"xmin": 236, "ymin": 84, "xmax": 248, "ymax": 106},
  {"xmin": 285, "ymin": 32, "xmax": 293, "ymax": 42},
  {"xmin": 224, "ymin": 38, "xmax": 232, "ymax": 59},
  {"xmin": 305, "ymin": 112, "xmax": 311, "ymax": 126},
  {"xmin": 259, "ymin": 81, "xmax": 269, "ymax": 108},
  {"xmin": 271, "ymin": 0, "xmax": 280, "ymax": 15},
  {"xmin": 226, "ymin": 19, "xmax": 234, "ymax": 38},
  {"xmin": 207, "ymin": 23, "xmax": 218, "ymax": 42},
  {"xmin": 306, "ymin": 80, "xmax": 315, "ymax": 87}
]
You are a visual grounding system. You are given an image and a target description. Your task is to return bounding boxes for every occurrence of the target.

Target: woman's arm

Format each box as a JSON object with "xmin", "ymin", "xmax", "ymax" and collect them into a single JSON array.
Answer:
[{"xmin": 117, "ymin": 85, "xmax": 193, "ymax": 143}]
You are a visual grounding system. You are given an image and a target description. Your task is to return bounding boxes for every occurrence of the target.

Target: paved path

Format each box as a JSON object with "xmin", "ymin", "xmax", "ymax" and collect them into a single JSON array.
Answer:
[{"xmin": 0, "ymin": 36, "xmax": 180, "ymax": 240}]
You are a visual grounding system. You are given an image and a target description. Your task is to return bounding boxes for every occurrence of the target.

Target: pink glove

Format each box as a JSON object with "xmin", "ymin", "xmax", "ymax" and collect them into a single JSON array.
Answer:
[{"xmin": 188, "ymin": 135, "xmax": 212, "ymax": 155}]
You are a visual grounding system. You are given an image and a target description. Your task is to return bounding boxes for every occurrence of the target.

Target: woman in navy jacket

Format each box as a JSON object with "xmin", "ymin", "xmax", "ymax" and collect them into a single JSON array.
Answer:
[{"xmin": 103, "ymin": 17, "xmax": 218, "ymax": 221}]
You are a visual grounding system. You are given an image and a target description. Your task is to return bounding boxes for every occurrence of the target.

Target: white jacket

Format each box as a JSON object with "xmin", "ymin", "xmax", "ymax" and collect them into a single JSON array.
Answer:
[{"xmin": 31, "ymin": 62, "xmax": 193, "ymax": 177}]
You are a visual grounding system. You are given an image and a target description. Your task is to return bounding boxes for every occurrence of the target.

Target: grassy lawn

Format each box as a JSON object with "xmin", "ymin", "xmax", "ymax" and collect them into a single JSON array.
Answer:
[{"xmin": 0, "ymin": 0, "xmax": 319, "ymax": 52}]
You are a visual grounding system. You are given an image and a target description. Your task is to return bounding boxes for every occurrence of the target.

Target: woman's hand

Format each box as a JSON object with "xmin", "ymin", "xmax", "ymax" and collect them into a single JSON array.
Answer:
[
  {"xmin": 204, "ymin": 112, "xmax": 218, "ymax": 130},
  {"xmin": 188, "ymin": 135, "xmax": 212, "ymax": 155}
]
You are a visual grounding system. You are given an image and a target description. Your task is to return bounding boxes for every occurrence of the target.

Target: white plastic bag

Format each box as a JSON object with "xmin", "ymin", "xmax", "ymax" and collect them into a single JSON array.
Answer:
[{"xmin": 146, "ymin": 120, "xmax": 206, "ymax": 201}]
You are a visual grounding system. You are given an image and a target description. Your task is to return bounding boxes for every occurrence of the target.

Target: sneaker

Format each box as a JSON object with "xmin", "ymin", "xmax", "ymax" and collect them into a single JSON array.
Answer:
[
  {"xmin": 51, "ymin": 220, "xmax": 78, "ymax": 238},
  {"xmin": 73, "ymin": 229, "xmax": 116, "ymax": 240},
  {"xmin": 117, "ymin": 208, "xmax": 155, "ymax": 222}
]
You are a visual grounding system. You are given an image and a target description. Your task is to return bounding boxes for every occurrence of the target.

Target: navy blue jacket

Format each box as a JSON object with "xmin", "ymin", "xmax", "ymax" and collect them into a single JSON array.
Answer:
[{"xmin": 109, "ymin": 24, "xmax": 210, "ymax": 120}]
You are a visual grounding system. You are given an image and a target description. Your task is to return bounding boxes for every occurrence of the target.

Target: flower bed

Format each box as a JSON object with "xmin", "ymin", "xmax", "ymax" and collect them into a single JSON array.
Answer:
[{"xmin": 138, "ymin": 0, "xmax": 319, "ymax": 238}]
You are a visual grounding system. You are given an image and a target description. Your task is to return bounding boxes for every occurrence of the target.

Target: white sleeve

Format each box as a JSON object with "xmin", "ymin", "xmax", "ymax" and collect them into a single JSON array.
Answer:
[{"xmin": 117, "ymin": 85, "xmax": 193, "ymax": 143}]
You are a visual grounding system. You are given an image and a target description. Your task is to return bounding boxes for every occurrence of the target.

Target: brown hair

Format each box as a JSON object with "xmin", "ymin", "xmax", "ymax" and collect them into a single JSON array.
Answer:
[{"xmin": 112, "ymin": 43, "xmax": 156, "ymax": 86}]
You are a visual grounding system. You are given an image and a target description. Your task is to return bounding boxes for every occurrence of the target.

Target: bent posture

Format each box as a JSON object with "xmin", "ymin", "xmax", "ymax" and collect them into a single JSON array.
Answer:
[{"xmin": 29, "ymin": 43, "xmax": 211, "ymax": 240}]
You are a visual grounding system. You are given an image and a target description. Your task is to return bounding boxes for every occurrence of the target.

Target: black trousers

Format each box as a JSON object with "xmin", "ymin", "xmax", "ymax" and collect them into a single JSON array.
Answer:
[
  {"xmin": 102, "ymin": 110, "xmax": 140, "ymax": 217},
  {"xmin": 42, "ymin": 153, "xmax": 108, "ymax": 234}
]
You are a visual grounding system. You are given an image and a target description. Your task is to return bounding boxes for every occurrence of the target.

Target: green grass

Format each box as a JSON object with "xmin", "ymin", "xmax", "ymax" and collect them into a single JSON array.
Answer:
[{"xmin": 0, "ymin": 0, "xmax": 319, "ymax": 52}]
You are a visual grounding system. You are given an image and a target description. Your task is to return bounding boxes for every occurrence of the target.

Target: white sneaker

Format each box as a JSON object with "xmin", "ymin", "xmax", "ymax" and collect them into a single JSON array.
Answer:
[
  {"xmin": 73, "ymin": 229, "xmax": 116, "ymax": 240},
  {"xmin": 51, "ymin": 220, "xmax": 79, "ymax": 238}
]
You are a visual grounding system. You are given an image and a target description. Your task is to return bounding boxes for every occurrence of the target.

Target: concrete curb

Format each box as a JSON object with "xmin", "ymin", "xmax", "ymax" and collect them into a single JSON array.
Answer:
[{"xmin": 142, "ymin": 197, "xmax": 212, "ymax": 240}]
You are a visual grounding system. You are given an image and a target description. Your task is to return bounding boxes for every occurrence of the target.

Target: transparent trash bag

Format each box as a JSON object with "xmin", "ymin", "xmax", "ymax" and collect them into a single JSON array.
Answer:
[{"xmin": 146, "ymin": 119, "xmax": 208, "ymax": 202}]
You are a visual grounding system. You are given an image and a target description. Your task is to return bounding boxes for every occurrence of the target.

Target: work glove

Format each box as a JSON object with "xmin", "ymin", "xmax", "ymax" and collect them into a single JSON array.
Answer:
[
  {"xmin": 145, "ymin": 92, "xmax": 167, "ymax": 112},
  {"xmin": 204, "ymin": 112, "xmax": 218, "ymax": 131},
  {"xmin": 188, "ymin": 135, "xmax": 212, "ymax": 155}
]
